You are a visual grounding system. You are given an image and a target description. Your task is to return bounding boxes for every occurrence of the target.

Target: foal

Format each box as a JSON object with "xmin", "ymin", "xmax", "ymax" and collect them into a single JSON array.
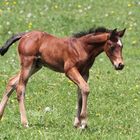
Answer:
[{"xmin": 0, "ymin": 27, "xmax": 126, "ymax": 128}]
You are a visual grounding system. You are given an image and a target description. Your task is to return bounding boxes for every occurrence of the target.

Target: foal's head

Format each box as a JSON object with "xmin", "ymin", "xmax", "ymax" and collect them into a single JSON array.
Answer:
[{"xmin": 104, "ymin": 28, "xmax": 126, "ymax": 70}]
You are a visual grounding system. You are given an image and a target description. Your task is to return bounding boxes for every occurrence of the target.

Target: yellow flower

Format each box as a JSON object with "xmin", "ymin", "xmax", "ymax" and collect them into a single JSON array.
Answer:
[
  {"xmin": 128, "ymin": 3, "xmax": 132, "ymax": 7},
  {"xmin": 68, "ymin": 80, "xmax": 73, "ymax": 84},
  {"xmin": 111, "ymin": 11, "xmax": 114, "ymax": 14},
  {"xmin": 0, "ymin": 9, "xmax": 2, "ymax": 15},
  {"xmin": 5, "ymin": 1, "xmax": 9, "ymax": 5},
  {"xmin": 132, "ymin": 40, "xmax": 137, "ymax": 44},
  {"xmin": 54, "ymin": 5, "xmax": 58, "ymax": 9},
  {"xmin": 28, "ymin": 22, "xmax": 32, "ymax": 29},
  {"xmin": 13, "ymin": 1, "xmax": 17, "ymax": 5},
  {"xmin": 96, "ymin": 113, "xmax": 100, "ymax": 117},
  {"xmin": 78, "ymin": 5, "xmax": 81, "ymax": 8}
]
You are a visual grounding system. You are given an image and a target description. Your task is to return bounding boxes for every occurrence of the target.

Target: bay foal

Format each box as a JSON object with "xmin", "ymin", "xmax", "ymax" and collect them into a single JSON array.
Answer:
[{"xmin": 0, "ymin": 27, "xmax": 126, "ymax": 128}]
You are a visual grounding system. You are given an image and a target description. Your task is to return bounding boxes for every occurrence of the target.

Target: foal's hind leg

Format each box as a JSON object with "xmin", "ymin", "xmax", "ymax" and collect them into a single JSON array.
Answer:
[
  {"xmin": 0, "ymin": 73, "xmax": 20, "ymax": 120},
  {"xmin": 16, "ymin": 57, "xmax": 41, "ymax": 127},
  {"xmin": 16, "ymin": 68, "xmax": 30, "ymax": 127}
]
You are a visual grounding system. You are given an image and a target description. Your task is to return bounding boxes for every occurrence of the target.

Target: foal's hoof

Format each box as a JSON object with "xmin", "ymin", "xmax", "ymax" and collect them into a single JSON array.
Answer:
[
  {"xmin": 80, "ymin": 124, "xmax": 88, "ymax": 130},
  {"xmin": 22, "ymin": 123, "xmax": 29, "ymax": 128},
  {"xmin": 80, "ymin": 118, "xmax": 88, "ymax": 129},
  {"xmin": 74, "ymin": 117, "xmax": 81, "ymax": 128},
  {"xmin": 74, "ymin": 123, "xmax": 81, "ymax": 128}
]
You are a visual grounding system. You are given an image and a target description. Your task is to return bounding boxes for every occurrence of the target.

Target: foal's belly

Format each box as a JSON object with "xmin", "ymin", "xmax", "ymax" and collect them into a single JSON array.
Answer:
[{"xmin": 41, "ymin": 57, "xmax": 65, "ymax": 73}]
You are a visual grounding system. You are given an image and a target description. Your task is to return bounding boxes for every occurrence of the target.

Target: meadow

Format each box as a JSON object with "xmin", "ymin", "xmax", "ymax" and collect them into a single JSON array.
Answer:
[{"xmin": 0, "ymin": 0, "xmax": 140, "ymax": 139}]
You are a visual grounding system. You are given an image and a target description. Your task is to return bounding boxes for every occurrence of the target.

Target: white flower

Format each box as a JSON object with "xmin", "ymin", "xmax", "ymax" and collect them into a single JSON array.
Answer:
[
  {"xmin": 87, "ymin": 6, "xmax": 91, "ymax": 9},
  {"xmin": 20, "ymin": 10, "xmax": 23, "ymax": 14},
  {"xmin": 79, "ymin": 9, "xmax": 83, "ymax": 13},
  {"xmin": 105, "ymin": 13, "xmax": 108, "ymax": 17},
  {"xmin": 27, "ymin": 13, "xmax": 32, "ymax": 18},
  {"xmin": 44, "ymin": 107, "xmax": 51, "ymax": 112},
  {"xmin": 6, "ymin": 22, "xmax": 10, "ymax": 25},
  {"xmin": 128, "ymin": 11, "xmax": 132, "ymax": 15},
  {"xmin": 8, "ymin": 31, "xmax": 12, "ymax": 35}
]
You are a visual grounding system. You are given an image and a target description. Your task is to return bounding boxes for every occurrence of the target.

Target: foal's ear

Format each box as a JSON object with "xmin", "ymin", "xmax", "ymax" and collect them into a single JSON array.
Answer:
[
  {"xmin": 117, "ymin": 28, "xmax": 126, "ymax": 37},
  {"xmin": 110, "ymin": 28, "xmax": 117, "ymax": 40}
]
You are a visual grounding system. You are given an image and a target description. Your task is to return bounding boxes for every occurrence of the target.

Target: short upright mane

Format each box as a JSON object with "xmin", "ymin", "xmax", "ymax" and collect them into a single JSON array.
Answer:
[{"xmin": 73, "ymin": 27, "xmax": 110, "ymax": 38}]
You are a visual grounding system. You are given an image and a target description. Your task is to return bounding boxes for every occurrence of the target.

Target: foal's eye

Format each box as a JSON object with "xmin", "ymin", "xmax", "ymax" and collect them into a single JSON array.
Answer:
[{"xmin": 110, "ymin": 45, "xmax": 115, "ymax": 51}]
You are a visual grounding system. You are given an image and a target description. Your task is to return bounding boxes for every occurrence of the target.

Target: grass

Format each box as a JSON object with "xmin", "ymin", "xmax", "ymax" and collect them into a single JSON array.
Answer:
[{"xmin": 0, "ymin": 0, "xmax": 140, "ymax": 139}]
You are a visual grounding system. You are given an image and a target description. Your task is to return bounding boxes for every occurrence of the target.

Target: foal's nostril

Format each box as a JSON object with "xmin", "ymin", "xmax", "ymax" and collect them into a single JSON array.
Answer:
[
  {"xmin": 118, "ymin": 63, "xmax": 124, "ymax": 69},
  {"xmin": 115, "ymin": 63, "xmax": 124, "ymax": 70}
]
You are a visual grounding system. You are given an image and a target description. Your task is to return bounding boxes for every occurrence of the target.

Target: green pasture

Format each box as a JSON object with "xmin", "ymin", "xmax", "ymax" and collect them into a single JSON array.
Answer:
[{"xmin": 0, "ymin": 0, "xmax": 140, "ymax": 139}]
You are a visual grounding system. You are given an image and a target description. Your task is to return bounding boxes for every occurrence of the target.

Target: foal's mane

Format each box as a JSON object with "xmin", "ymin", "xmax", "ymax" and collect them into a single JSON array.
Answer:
[{"xmin": 73, "ymin": 27, "xmax": 111, "ymax": 38}]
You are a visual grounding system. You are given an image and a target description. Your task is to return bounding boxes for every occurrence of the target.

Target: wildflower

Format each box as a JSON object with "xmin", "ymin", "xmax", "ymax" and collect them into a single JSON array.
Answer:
[
  {"xmin": 133, "ymin": 22, "xmax": 137, "ymax": 26},
  {"xmin": 78, "ymin": 5, "xmax": 81, "ymax": 8},
  {"xmin": 40, "ymin": 12, "xmax": 44, "ymax": 16},
  {"xmin": 87, "ymin": 6, "xmax": 91, "ymax": 10},
  {"xmin": 13, "ymin": 1, "xmax": 17, "ymax": 5},
  {"xmin": 28, "ymin": 22, "xmax": 32, "ymax": 29},
  {"xmin": 129, "ymin": 24, "xmax": 133, "ymax": 27},
  {"xmin": 27, "ymin": 13, "xmax": 32, "ymax": 18},
  {"xmin": 128, "ymin": 3, "xmax": 132, "ymax": 7},
  {"xmin": 7, "ymin": 7, "xmax": 11, "ymax": 11},
  {"xmin": 132, "ymin": 40, "xmax": 137, "ymax": 45},
  {"xmin": 111, "ymin": 11, "xmax": 114, "ymax": 14},
  {"xmin": 54, "ymin": 5, "xmax": 58, "ymax": 9},
  {"xmin": 105, "ymin": 13, "xmax": 109, "ymax": 17},
  {"xmin": 68, "ymin": 79, "xmax": 73, "ymax": 84},
  {"xmin": 44, "ymin": 107, "xmax": 51, "ymax": 112},
  {"xmin": 128, "ymin": 27, "xmax": 132, "ymax": 30},
  {"xmin": 79, "ymin": 9, "xmax": 83, "ymax": 13},
  {"xmin": 128, "ymin": 11, "xmax": 132, "ymax": 15},
  {"xmin": 8, "ymin": 31, "xmax": 12, "ymax": 35},
  {"xmin": 136, "ymin": 85, "xmax": 139, "ymax": 88},
  {"xmin": 20, "ymin": 10, "xmax": 23, "ymax": 14},
  {"xmin": 92, "ymin": 19, "xmax": 95, "ymax": 23},
  {"xmin": 96, "ymin": 113, "xmax": 100, "ymax": 117},
  {"xmin": 0, "ymin": 9, "xmax": 2, "ymax": 16},
  {"xmin": 6, "ymin": 21, "xmax": 10, "ymax": 26},
  {"xmin": 5, "ymin": 1, "xmax": 9, "ymax": 5},
  {"xmin": 38, "ymin": 130, "xmax": 42, "ymax": 135},
  {"xmin": 134, "ymin": 98, "xmax": 138, "ymax": 101}
]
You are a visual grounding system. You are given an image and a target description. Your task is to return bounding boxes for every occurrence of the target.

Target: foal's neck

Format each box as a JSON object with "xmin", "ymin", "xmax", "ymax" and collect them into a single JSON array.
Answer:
[{"xmin": 79, "ymin": 34, "xmax": 108, "ymax": 56}]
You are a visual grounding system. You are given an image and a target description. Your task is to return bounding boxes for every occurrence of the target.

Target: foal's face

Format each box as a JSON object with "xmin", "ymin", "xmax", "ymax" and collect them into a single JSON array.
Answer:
[{"xmin": 105, "ymin": 29, "xmax": 126, "ymax": 70}]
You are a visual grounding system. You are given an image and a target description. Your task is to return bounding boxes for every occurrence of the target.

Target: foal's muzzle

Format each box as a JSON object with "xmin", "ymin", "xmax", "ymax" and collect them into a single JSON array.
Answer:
[{"xmin": 114, "ymin": 63, "xmax": 124, "ymax": 70}]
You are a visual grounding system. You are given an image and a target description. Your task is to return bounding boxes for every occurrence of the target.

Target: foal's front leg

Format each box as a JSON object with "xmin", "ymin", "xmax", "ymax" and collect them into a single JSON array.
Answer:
[
  {"xmin": 74, "ymin": 73, "xmax": 89, "ymax": 128},
  {"xmin": 66, "ymin": 68, "xmax": 89, "ymax": 129}
]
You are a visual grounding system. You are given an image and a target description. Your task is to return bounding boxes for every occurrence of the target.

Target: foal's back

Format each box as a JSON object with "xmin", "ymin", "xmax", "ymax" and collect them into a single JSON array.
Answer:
[{"xmin": 18, "ymin": 31, "xmax": 87, "ymax": 73}]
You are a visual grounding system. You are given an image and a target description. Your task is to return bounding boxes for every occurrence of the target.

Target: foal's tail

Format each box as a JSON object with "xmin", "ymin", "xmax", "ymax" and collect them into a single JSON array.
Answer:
[{"xmin": 0, "ymin": 32, "xmax": 26, "ymax": 56}]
